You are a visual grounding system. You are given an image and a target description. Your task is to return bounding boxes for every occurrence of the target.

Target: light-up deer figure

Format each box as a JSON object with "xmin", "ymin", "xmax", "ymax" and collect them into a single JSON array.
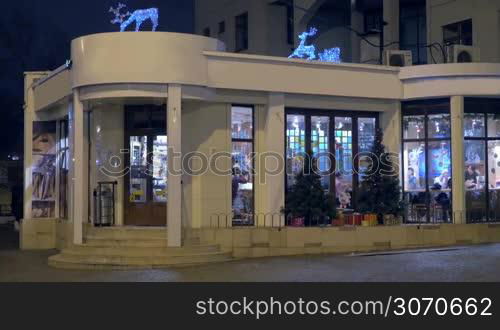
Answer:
[
  {"xmin": 110, "ymin": 3, "xmax": 159, "ymax": 32},
  {"xmin": 289, "ymin": 27, "xmax": 318, "ymax": 60}
]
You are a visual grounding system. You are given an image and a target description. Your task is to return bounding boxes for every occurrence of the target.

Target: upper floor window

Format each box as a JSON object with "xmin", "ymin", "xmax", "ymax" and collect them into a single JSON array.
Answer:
[
  {"xmin": 235, "ymin": 12, "xmax": 249, "ymax": 52},
  {"xmin": 203, "ymin": 27, "xmax": 210, "ymax": 37},
  {"xmin": 218, "ymin": 21, "xmax": 225, "ymax": 35},
  {"xmin": 443, "ymin": 19, "xmax": 473, "ymax": 46},
  {"xmin": 364, "ymin": 9, "xmax": 383, "ymax": 33},
  {"xmin": 287, "ymin": 1, "xmax": 295, "ymax": 45},
  {"xmin": 400, "ymin": 2, "xmax": 427, "ymax": 65}
]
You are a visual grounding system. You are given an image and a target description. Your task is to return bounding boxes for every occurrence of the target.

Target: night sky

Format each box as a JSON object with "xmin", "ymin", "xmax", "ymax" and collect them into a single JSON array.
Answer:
[{"xmin": 0, "ymin": 0, "xmax": 194, "ymax": 159}]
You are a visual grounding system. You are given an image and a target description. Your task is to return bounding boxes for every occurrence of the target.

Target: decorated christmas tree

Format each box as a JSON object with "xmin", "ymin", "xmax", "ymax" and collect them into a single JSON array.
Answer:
[
  {"xmin": 357, "ymin": 129, "xmax": 404, "ymax": 221},
  {"xmin": 282, "ymin": 154, "xmax": 336, "ymax": 226}
]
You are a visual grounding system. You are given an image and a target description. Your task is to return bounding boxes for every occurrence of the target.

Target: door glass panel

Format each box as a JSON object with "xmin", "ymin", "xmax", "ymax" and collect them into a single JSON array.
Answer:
[
  {"xmin": 129, "ymin": 136, "xmax": 148, "ymax": 203},
  {"xmin": 335, "ymin": 117, "xmax": 353, "ymax": 209},
  {"xmin": 153, "ymin": 135, "xmax": 168, "ymax": 203},
  {"xmin": 311, "ymin": 116, "xmax": 330, "ymax": 190}
]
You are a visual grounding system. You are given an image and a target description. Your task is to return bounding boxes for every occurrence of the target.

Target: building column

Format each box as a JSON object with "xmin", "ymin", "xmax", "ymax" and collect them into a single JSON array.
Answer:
[
  {"xmin": 73, "ymin": 88, "xmax": 87, "ymax": 245},
  {"xmin": 451, "ymin": 96, "xmax": 466, "ymax": 224},
  {"xmin": 383, "ymin": 0, "xmax": 400, "ymax": 51},
  {"xmin": 380, "ymin": 102, "xmax": 403, "ymax": 182},
  {"xmin": 23, "ymin": 79, "xmax": 35, "ymax": 220},
  {"xmin": 263, "ymin": 93, "xmax": 285, "ymax": 226},
  {"xmin": 167, "ymin": 84, "xmax": 182, "ymax": 247}
]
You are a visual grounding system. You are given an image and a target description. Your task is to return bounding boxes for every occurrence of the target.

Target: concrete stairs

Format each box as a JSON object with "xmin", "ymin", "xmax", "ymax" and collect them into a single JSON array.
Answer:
[{"xmin": 48, "ymin": 227, "xmax": 232, "ymax": 270}]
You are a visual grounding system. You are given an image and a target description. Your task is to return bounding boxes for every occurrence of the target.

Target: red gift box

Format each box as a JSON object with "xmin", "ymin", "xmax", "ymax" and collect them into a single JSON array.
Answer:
[
  {"xmin": 290, "ymin": 217, "xmax": 305, "ymax": 227},
  {"xmin": 345, "ymin": 214, "xmax": 363, "ymax": 226}
]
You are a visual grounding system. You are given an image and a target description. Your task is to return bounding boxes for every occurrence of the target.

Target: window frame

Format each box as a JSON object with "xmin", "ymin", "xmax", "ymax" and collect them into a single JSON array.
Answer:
[
  {"xmin": 284, "ymin": 108, "xmax": 380, "ymax": 212},
  {"xmin": 235, "ymin": 12, "xmax": 249, "ymax": 52},
  {"xmin": 399, "ymin": 1, "xmax": 427, "ymax": 65},
  {"xmin": 443, "ymin": 19, "xmax": 473, "ymax": 46},
  {"xmin": 401, "ymin": 99, "xmax": 452, "ymax": 223},
  {"xmin": 203, "ymin": 27, "xmax": 211, "ymax": 37},
  {"xmin": 218, "ymin": 21, "xmax": 225, "ymax": 35}
]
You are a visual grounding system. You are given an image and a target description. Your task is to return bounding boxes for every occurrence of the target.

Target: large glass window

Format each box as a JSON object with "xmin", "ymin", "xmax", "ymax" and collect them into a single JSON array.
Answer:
[
  {"xmin": 231, "ymin": 106, "xmax": 254, "ymax": 225},
  {"xmin": 285, "ymin": 111, "xmax": 378, "ymax": 214},
  {"xmin": 286, "ymin": 115, "xmax": 306, "ymax": 188},
  {"xmin": 464, "ymin": 100, "xmax": 500, "ymax": 223},
  {"xmin": 402, "ymin": 100, "xmax": 451, "ymax": 223}
]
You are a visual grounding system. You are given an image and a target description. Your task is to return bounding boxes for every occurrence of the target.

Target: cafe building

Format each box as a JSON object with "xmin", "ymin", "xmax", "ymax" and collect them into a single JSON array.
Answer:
[{"xmin": 22, "ymin": 31, "xmax": 500, "ymax": 268}]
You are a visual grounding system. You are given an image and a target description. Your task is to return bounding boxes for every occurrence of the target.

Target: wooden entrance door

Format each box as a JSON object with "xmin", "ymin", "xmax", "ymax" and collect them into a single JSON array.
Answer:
[
  {"xmin": 124, "ymin": 133, "xmax": 168, "ymax": 226},
  {"xmin": 124, "ymin": 106, "xmax": 167, "ymax": 226}
]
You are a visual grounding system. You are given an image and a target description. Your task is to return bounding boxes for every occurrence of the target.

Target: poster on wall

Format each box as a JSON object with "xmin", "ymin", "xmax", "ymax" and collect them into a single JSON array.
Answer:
[{"xmin": 32, "ymin": 121, "xmax": 56, "ymax": 218}]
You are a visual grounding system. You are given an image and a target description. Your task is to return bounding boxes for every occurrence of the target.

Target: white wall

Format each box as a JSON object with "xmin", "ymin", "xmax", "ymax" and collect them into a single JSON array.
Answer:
[
  {"xmin": 195, "ymin": 0, "xmax": 292, "ymax": 56},
  {"xmin": 427, "ymin": 0, "xmax": 500, "ymax": 63}
]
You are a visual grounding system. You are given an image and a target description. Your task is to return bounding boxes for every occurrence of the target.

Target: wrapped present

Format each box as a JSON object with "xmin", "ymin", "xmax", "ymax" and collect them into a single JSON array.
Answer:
[
  {"xmin": 363, "ymin": 214, "xmax": 378, "ymax": 226},
  {"xmin": 346, "ymin": 213, "xmax": 363, "ymax": 226},
  {"xmin": 290, "ymin": 217, "xmax": 305, "ymax": 227},
  {"xmin": 353, "ymin": 213, "xmax": 363, "ymax": 226},
  {"xmin": 332, "ymin": 218, "xmax": 345, "ymax": 227}
]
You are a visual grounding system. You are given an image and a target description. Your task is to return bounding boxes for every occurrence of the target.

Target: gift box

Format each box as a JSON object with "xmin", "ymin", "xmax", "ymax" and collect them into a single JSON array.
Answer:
[
  {"xmin": 289, "ymin": 217, "xmax": 305, "ymax": 227},
  {"xmin": 332, "ymin": 218, "xmax": 345, "ymax": 227},
  {"xmin": 345, "ymin": 213, "xmax": 363, "ymax": 226},
  {"xmin": 363, "ymin": 214, "xmax": 378, "ymax": 226}
]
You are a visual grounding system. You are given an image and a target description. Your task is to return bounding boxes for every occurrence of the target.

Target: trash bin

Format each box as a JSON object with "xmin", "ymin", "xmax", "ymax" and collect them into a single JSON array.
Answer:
[{"xmin": 94, "ymin": 181, "xmax": 117, "ymax": 227}]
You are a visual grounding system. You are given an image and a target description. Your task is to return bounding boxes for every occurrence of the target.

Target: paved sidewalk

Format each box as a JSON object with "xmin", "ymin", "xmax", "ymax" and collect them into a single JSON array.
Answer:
[{"xmin": 1, "ymin": 228, "xmax": 499, "ymax": 282}]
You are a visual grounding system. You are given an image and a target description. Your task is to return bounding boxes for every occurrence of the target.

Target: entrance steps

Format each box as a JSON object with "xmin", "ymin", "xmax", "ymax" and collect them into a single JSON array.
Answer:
[{"xmin": 48, "ymin": 227, "xmax": 232, "ymax": 270}]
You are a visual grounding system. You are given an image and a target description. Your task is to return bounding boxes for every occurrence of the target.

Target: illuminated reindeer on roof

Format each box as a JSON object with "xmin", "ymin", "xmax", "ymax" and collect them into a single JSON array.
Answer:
[
  {"xmin": 288, "ymin": 27, "xmax": 341, "ymax": 63},
  {"xmin": 110, "ymin": 3, "xmax": 159, "ymax": 32},
  {"xmin": 289, "ymin": 27, "xmax": 318, "ymax": 60}
]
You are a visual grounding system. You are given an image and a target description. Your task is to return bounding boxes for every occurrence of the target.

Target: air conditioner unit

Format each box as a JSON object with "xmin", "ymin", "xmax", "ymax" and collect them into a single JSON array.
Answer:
[
  {"xmin": 383, "ymin": 50, "xmax": 413, "ymax": 67},
  {"xmin": 447, "ymin": 45, "xmax": 480, "ymax": 63}
]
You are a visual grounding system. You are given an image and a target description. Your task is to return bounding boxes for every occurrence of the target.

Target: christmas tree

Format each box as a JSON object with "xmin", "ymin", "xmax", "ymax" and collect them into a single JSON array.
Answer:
[
  {"xmin": 282, "ymin": 154, "xmax": 336, "ymax": 226},
  {"xmin": 357, "ymin": 129, "xmax": 404, "ymax": 221}
]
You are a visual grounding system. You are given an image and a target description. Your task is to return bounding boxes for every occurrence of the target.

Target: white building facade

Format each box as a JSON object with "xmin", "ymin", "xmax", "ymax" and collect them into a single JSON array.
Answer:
[{"xmin": 21, "ymin": 29, "xmax": 500, "ymax": 267}]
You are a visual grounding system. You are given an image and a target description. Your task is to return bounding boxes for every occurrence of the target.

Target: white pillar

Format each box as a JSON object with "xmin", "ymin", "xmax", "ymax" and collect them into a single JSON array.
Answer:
[
  {"xmin": 23, "ymin": 77, "xmax": 35, "ymax": 220},
  {"xmin": 451, "ymin": 96, "xmax": 466, "ymax": 224},
  {"xmin": 167, "ymin": 84, "xmax": 182, "ymax": 247},
  {"xmin": 264, "ymin": 93, "xmax": 286, "ymax": 226},
  {"xmin": 73, "ymin": 89, "xmax": 87, "ymax": 245},
  {"xmin": 383, "ymin": 0, "xmax": 400, "ymax": 51},
  {"xmin": 380, "ymin": 102, "xmax": 403, "ymax": 182}
]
